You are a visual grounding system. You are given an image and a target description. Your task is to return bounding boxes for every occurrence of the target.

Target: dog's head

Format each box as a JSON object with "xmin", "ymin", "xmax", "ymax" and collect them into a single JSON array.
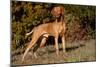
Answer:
[{"xmin": 51, "ymin": 6, "xmax": 64, "ymax": 18}]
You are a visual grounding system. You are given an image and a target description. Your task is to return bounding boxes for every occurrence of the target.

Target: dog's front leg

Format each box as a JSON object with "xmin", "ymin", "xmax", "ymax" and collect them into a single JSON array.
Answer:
[
  {"xmin": 62, "ymin": 35, "xmax": 66, "ymax": 53},
  {"xmin": 55, "ymin": 36, "xmax": 59, "ymax": 55}
]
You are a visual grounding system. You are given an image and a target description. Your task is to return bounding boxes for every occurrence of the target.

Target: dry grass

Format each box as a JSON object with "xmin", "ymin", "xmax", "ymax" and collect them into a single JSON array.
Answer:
[{"xmin": 11, "ymin": 39, "xmax": 96, "ymax": 66}]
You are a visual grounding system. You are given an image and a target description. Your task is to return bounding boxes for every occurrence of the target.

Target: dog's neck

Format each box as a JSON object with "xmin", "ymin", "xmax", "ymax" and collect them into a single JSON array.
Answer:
[{"xmin": 55, "ymin": 15, "xmax": 64, "ymax": 24}]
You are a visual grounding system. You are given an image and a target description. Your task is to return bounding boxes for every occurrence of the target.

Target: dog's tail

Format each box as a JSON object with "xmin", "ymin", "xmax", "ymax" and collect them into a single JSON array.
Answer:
[
  {"xmin": 26, "ymin": 29, "xmax": 34, "ymax": 36},
  {"xmin": 26, "ymin": 30, "xmax": 33, "ymax": 36},
  {"xmin": 26, "ymin": 27, "xmax": 36, "ymax": 36}
]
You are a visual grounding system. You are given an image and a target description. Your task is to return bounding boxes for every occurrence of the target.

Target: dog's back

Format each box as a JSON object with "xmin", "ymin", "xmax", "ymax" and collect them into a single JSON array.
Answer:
[{"xmin": 33, "ymin": 21, "xmax": 65, "ymax": 36}]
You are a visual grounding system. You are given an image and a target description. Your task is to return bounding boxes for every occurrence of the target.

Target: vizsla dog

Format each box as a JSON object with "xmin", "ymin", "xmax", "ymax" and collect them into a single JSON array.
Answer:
[
  {"xmin": 22, "ymin": 6, "xmax": 66, "ymax": 62},
  {"xmin": 25, "ymin": 6, "xmax": 64, "ymax": 47}
]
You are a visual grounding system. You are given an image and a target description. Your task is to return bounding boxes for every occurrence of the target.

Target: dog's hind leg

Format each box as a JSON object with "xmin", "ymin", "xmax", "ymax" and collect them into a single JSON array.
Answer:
[
  {"xmin": 21, "ymin": 34, "xmax": 39, "ymax": 62},
  {"xmin": 22, "ymin": 40, "xmax": 36, "ymax": 62},
  {"xmin": 40, "ymin": 34, "xmax": 49, "ymax": 47},
  {"xmin": 40, "ymin": 37, "xmax": 47, "ymax": 47}
]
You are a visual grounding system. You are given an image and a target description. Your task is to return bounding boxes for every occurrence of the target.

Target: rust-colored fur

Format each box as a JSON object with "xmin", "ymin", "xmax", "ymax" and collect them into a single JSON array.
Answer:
[
  {"xmin": 22, "ymin": 20, "xmax": 66, "ymax": 62},
  {"xmin": 22, "ymin": 6, "xmax": 66, "ymax": 62}
]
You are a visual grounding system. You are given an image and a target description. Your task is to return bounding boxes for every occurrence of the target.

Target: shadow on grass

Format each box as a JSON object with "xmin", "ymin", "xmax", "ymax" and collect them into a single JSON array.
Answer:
[
  {"xmin": 11, "ymin": 40, "xmax": 85, "ymax": 58},
  {"xmin": 11, "ymin": 42, "xmax": 85, "ymax": 63},
  {"xmin": 47, "ymin": 43, "xmax": 85, "ymax": 53}
]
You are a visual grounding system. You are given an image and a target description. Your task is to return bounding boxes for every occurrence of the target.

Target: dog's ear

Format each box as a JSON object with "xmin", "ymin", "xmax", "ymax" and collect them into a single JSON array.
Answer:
[{"xmin": 60, "ymin": 6, "xmax": 64, "ymax": 15}]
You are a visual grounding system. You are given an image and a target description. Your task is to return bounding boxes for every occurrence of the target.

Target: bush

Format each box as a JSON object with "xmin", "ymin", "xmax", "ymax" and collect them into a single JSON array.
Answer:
[{"xmin": 11, "ymin": 1, "xmax": 96, "ymax": 50}]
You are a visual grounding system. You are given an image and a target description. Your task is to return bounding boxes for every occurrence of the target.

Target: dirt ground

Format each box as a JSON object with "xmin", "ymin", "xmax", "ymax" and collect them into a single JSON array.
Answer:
[{"xmin": 11, "ymin": 39, "xmax": 96, "ymax": 66}]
